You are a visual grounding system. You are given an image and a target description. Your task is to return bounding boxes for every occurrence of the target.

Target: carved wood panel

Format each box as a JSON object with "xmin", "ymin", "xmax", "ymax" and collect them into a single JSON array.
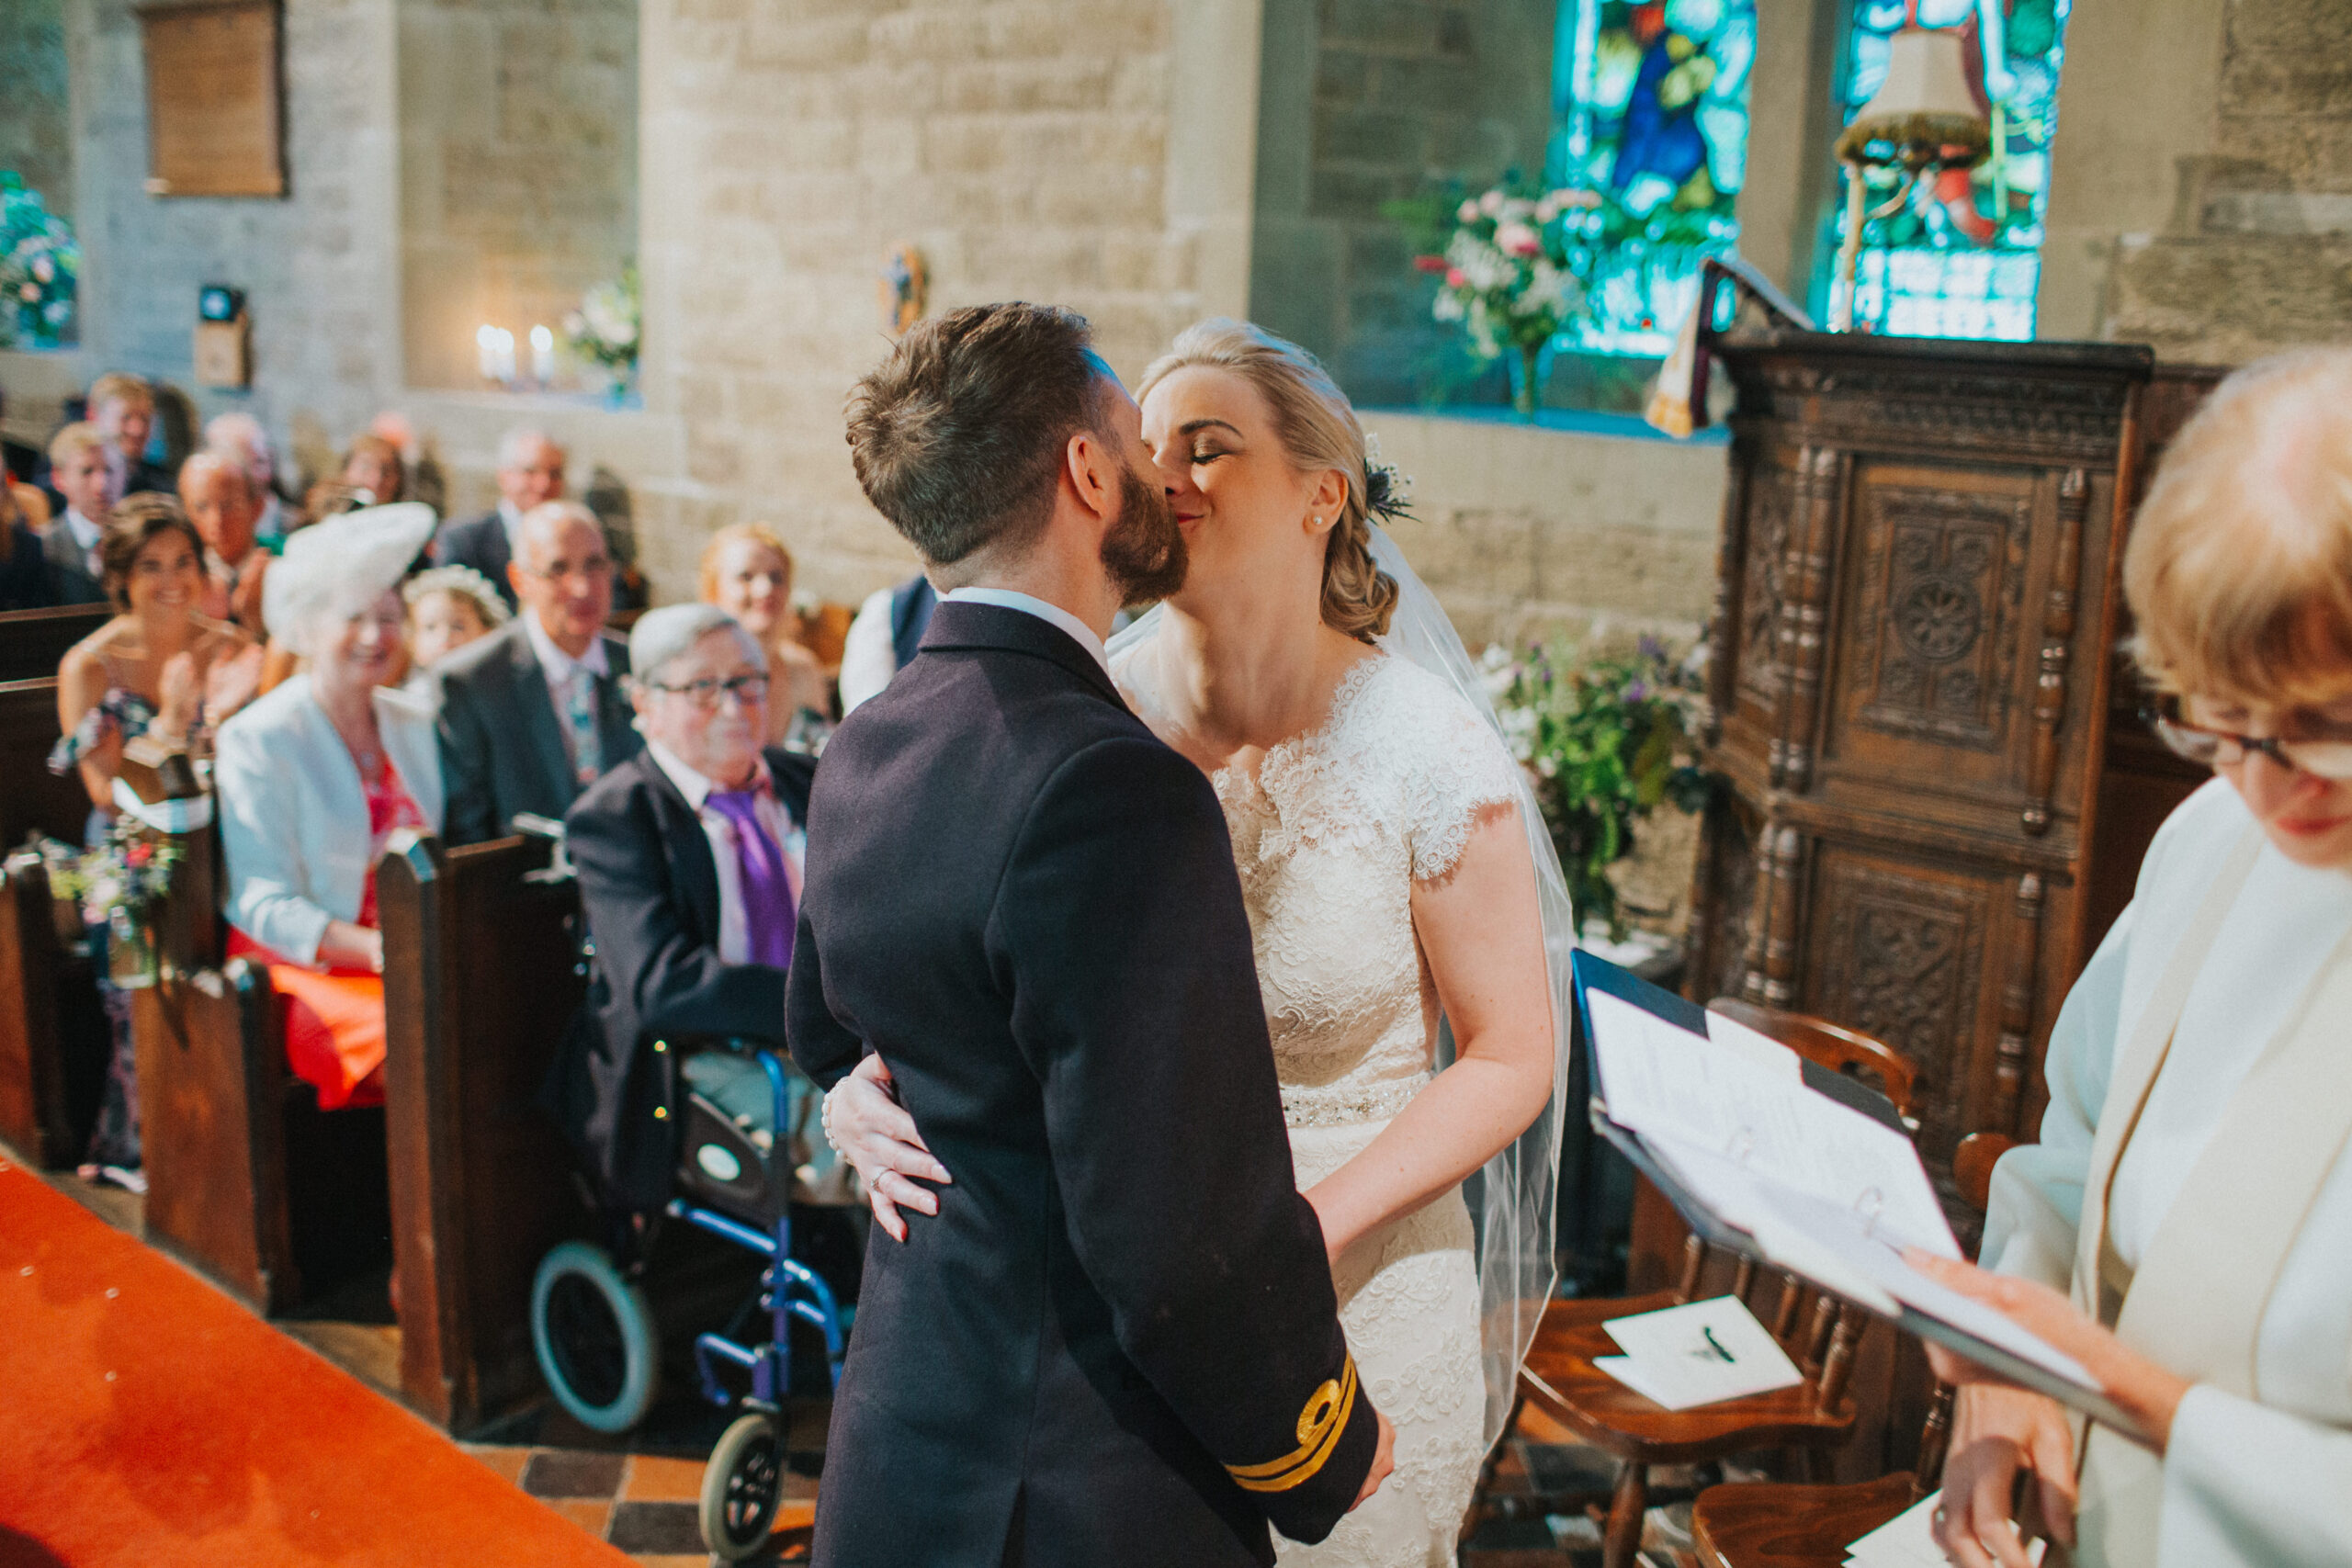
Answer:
[{"xmin": 1845, "ymin": 474, "xmax": 2032, "ymax": 757}]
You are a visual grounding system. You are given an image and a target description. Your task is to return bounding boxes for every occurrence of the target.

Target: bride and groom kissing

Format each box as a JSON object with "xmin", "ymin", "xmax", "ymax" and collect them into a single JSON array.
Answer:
[{"xmin": 787, "ymin": 303, "xmax": 1567, "ymax": 1567}]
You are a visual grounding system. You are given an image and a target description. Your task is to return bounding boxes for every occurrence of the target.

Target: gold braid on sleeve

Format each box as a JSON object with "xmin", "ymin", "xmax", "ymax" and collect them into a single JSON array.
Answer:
[{"xmin": 1225, "ymin": 1355, "xmax": 1359, "ymax": 1494}]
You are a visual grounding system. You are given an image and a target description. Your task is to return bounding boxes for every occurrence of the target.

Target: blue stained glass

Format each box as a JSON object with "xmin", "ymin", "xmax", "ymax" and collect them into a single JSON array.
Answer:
[
  {"xmin": 1821, "ymin": 0, "xmax": 2075, "ymax": 341},
  {"xmin": 1546, "ymin": 0, "xmax": 1758, "ymax": 356}
]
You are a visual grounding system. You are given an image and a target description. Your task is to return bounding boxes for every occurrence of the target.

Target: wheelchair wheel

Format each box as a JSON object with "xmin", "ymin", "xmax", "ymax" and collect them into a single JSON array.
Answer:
[
  {"xmin": 700, "ymin": 1410, "xmax": 785, "ymax": 1560},
  {"xmin": 530, "ymin": 1241, "xmax": 658, "ymax": 1433}
]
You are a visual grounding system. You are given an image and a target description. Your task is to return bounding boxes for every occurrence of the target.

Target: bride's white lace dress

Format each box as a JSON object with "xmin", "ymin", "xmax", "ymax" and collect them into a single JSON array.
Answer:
[{"xmin": 1115, "ymin": 647, "xmax": 1526, "ymax": 1567}]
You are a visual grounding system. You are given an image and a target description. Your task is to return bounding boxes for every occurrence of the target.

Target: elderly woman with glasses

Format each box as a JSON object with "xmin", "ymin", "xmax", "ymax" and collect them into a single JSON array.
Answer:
[
  {"xmin": 1911, "ymin": 350, "xmax": 2352, "ymax": 1568},
  {"xmin": 542, "ymin": 604, "xmax": 819, "ymax": 1221},
  {"xmin": 214, "ymin": 504, "xmax": 444, "ymax": 1111}
]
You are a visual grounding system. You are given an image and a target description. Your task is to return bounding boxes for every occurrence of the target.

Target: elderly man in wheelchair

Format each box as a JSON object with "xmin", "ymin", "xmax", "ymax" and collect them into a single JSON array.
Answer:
[{"xmin": 531, "ymin": 603, "xmax": 850, "ymax": 1559}]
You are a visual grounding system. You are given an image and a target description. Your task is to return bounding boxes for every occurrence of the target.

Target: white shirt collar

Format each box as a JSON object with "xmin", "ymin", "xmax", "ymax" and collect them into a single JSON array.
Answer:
[
  {"xmin": 62, "ymin": 508, "xmax": 102, "ymax": 550},
  {"xmin": 940, "ymin": 586, "xmax": 1109, "ymax": 675},
  {"xmin": 498, "ymin": 498, "xmax": 526, "ymax": 555},
  {"xmin": 523, "ymin": 606, "xmax": 610, "ymax": 683}
]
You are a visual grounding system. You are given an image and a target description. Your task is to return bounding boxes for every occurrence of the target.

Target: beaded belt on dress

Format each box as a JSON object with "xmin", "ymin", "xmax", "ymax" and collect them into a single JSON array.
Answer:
[{"xmin": 1281, "ymin": 1074, "xmax": 1428, "ymax": 1129}]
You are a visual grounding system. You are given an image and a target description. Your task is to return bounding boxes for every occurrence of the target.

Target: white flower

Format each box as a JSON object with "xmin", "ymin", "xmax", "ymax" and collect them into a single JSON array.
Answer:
[
  {"xmin": 1457, "ymin": 198, "xmax": 1481, "ymax": 224},
  {"xmin": 1478, "ymin": 189, "xmax": 1506, "ymax": 216},
  {"xmin": 1432, "ymin": 291, "xmax": 1465, "ymax": 323}
]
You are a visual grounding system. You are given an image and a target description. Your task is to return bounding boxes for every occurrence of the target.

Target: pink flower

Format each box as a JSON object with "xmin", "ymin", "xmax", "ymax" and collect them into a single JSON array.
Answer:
[
  {"xmin": 1496, "ymin": 222, "xmax": 1544, "ymax": 258},
  {"xmin": 1445, "ymin": 268, "xmax": 1467, "ymax": 288},
  {"xmin": 1413, "ymin": 254, "xmax": 1449, "ymax": 274},
  {"xmin": 1478, "ymin": 189, "xmax": 1506, "ymax": 217},
  {"xmin": 1457, "ymin": 198, "xmax": 1480, "ymax": 224}
]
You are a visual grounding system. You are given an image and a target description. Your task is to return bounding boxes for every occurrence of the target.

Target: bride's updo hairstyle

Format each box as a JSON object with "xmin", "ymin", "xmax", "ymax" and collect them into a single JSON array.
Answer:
[{"xmin": 1138, "ymin": 318, "xmax": 1399, "ymax": 643}]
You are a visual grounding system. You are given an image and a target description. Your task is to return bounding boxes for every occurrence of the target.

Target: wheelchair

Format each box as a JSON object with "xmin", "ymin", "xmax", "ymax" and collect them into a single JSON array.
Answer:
[{"xmin": 516, "ymin": 821, "xmax": 853, "ymax": 1560}]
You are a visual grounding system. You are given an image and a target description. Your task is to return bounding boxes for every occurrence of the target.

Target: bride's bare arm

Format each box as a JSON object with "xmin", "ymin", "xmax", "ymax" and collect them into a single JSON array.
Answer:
[{"xmin": 1300, "ymin": 801, "xmax": 1555, "ymax": 1263}]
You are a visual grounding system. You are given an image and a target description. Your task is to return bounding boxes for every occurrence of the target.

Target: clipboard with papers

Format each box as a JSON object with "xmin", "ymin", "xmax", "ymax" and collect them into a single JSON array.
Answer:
[{"xmin": 1571, "ymin": 950, "xmax": 2143, "ymax": 1439}]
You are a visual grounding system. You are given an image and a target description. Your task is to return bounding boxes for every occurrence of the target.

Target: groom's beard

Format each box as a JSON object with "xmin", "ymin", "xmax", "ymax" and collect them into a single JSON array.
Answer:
[{"xmin": 1101, "ymin": 462, "xmax": 1187, "ymax": 607}]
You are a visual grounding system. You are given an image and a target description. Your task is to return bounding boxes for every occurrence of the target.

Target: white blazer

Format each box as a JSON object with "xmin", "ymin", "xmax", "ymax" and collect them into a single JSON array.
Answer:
[
  {"xmin": 214, "ymin": 675, "xmax": 446, "ymax": 966},
  {"xmin": 1984, "ymin": 778, "xmax": 2352, "ymax": 1566}
]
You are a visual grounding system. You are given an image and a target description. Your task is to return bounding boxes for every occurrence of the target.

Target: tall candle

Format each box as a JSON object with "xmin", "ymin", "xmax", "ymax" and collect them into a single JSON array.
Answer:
[
  {"xmin": 477, "ymin": 323, "xmax": 498, "ymax": 381},
  {"xmin": 529, "ymin": 324, "xmax": 554, "ymax": 385}
]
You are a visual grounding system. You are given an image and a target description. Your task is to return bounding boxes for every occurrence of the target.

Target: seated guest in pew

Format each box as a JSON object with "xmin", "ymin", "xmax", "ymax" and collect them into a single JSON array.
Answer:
[
  {"xmin": 177, "ymin": 450, "xmax": 270, "ymax": 636},
  {"xmin": 49, "ymin": 495, "xmax": 262, "ymax": 1189},
  {"xmin": 435, "ymin": 499, "xmax": 638, "ymax": 844},
  {"xmin": 40, "ymin": 423, "xmax": 119, "ymax": 605},
  {"xmin": 204, "ymin": 412, "xmax": 295, "ymax": 553},
  {"xmin": 1, "ymin": 467, "xmax": 53, "ymax": 610},
  {"xmin": 545, "ymin": 604, "xmax": 817, "ymax": 1219},
  {"xmin": 836, "ymin": 570, "xmax": 933, "ymax": 714},
  {"xmin": 214, "ymin": 503, "xmax": 444, "ymax": 1111},
  {"xmin": 698, "ymin": 522, "xmax": 831, "ymax": 737},
  {"xmin": 339, "ymin": 433, "xmax": 407, "ymax": 508},
  {"xmin": 399, "ymin": 564, "xmax": 507, "ymax": 697},
  {"xmin": 433, "ymin": 426, "xmax": 566, "ymax": 610},
  {"xmin": 1916, "ymin": 349, "xmax": 2352, "ymax": 1568}
]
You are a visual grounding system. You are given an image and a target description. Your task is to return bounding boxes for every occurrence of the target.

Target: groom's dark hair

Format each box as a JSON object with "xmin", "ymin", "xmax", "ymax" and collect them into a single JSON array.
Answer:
[{"xmin": 846, "ymin": 302, "xmax": 1114, "ymax": 571}]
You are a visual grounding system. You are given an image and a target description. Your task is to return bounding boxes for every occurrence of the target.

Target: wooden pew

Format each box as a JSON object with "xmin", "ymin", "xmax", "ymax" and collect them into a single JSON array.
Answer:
[
  {"xmin": 378, "ymin": 830, "xmax": 592, "ymax": 1432},
  {"xmin": 0, "ymin": 677, "xmax": 94, "ymax": 851},
  {"xmin": 0, "ymin": 847, "xmax": 107, "ymax": 1166},
  {"xmin": 0, "ymin": 604, "xmax": 108, "ymax": 686}
]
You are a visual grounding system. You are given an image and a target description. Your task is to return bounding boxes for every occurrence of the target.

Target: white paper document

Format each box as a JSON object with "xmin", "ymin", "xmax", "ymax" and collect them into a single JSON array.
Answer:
[
  {"xmin": 1592, "ymin": 1295, "xmax": 1803, "ymax": 1410},
  {"xmin": 1845, "ymin": 1492, "xmax": 2046, "ymax": 1568}
]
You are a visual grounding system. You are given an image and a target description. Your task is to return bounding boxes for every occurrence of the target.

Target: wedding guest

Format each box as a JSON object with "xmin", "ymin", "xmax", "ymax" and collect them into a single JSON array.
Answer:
[
  {"xmin": 402, "ymin": 564, "xmax": 508, "ymax": 678},
  {"xmin": 86, "ymin": 373, "xmax": 173, "ymax": 499},
  {"xmin": 204, "ymin": 412, "xmax": 294, "ymax": 551},
  {"xmin": 0, "ymin": 469, "xmax": 51, "ymax": 610},
  {"xmin": 216, "ymin": 504, "xmax": 443, "ymax": 1111},
  {"xmin": 435, "ymin": 499, "xmax": 638, "ymax": 844},
  {"xmin": 50, "ymin": 495, "xmax": 261, "ymax": 1190},
  {"xmin": 40, "ymin": 423, "xmax": 117, "ymax": 604},
  {"xmin": 340, "ymin": 433, "xmax": 407, "ymax": 507},
  {"xmin": 836, "ymin": 571, "xmax": 935, "ymax": 714},
  {"xmin": 178, "ymin": 450, "xmax": 270, "ymax": 635},
  {"xmin": 545, "ymin": 604, "xmax": 817, "ymax": 1215},
  {"xmin": 1919, "ymin": 348, "xmax": 2352, "ymax": 1568},
  {"xmin": 434, "ymin": 426, "xmax": 565, "ymax": 608},
  {"xmin": 698, "ymin": 523, "xmax": 831, "ymax": 734}
]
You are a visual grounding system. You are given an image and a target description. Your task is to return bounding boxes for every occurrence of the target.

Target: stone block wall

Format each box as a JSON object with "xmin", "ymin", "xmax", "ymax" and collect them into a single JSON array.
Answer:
[
  {"xmin": 398, "ymin": 0, "xmax": 639, "ymax": 390},
  {"xmin": 2100, "ymin": 0, "xmax": 2352, "ymax": 360},
  {"xmin": 2, "ymin": 0, "xmax": 75, "ymax": 222}
]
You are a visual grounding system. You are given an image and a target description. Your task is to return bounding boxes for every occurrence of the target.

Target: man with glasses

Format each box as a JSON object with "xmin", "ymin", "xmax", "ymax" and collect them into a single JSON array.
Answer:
[
  {"xmin": 543, "ymin": 603, "xmax": 819, "ymax": 1218},
  {"xmin": 435, "ymin": 500, "xmax": 640, "ymax": 843}
]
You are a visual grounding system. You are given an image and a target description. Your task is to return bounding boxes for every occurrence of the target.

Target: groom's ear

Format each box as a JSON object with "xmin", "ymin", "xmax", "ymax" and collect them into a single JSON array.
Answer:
[{"xmin": 1062, "ymin": 429, "xmax": 1116, "ymax": 523}]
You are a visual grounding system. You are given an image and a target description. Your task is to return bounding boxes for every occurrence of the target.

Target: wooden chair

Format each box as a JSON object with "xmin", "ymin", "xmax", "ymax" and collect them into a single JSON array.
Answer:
[
  {"xmin": 1488, "ymin": 1000, "xmax": 1923, "ymax": 1568},
  {"xmin": 1689, "ymin": 1132, "xmax": 2023, "ymax": 1568}
]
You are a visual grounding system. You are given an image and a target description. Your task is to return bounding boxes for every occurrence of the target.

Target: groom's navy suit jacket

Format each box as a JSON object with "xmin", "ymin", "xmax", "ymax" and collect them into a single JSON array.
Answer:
[{"xmin": 787, "ymin": 602, "xmax": 1380, "ymax": 1568}]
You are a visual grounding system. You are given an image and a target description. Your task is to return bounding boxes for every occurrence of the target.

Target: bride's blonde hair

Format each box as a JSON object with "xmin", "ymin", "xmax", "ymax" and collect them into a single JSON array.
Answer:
[{"xmin": 1137, "ymin": 319, "xmax": 1399, "ymax": 643}]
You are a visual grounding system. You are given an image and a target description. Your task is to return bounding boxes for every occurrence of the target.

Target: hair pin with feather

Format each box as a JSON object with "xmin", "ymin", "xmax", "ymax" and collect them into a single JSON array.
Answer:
[{"xmin": 1362, "ymin": 434, "xmax": 1415, "ymax": 524}]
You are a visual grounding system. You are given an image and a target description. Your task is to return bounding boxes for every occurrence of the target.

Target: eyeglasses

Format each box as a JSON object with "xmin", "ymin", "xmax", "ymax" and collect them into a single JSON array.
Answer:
[
  {"xmin": 646, "ymin": 671, "xmax": 770, "ymax": 709},
  {"xmin": 2143, "ymin": 696, "xmax": 2352, "ymax": 781}
]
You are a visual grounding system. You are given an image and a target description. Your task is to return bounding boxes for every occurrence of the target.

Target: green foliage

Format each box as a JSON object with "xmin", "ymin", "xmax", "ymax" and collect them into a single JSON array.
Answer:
[
  {"xmin": 0, "ymin": 171, "xmax": 79, "ymax": 349},
  {"xmin": 1485, "ymin": 637, "xmax": 1715, "ymax": 939}
]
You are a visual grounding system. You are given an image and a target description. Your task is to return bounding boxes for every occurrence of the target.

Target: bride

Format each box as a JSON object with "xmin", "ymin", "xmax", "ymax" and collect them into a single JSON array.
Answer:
[{"xmin": 827, "ymin": 319, "xmax": 1571, "ymax": 1566}]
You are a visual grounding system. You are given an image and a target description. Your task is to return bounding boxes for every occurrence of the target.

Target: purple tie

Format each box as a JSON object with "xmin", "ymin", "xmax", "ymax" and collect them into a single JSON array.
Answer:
[{"xmin": 705, "ymin": 788, "xmax": 796, "ymax": 970}]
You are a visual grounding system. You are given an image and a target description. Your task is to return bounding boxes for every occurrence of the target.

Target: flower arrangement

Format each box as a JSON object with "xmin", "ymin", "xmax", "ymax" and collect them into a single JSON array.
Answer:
[
  {"xmin": 1409, "ymin": 182, "xmax": 1599, "ymax": 418},
  {"xmin": 0, "ymin": 172, "xmax": 79, "ymax": 350},
  {"xmin": 562, "ymin": 263, "xmax": 640, "ymax": 400},
  {"xmin": 1483, "ymin": 637, "xmax": 1715, "ymax": 939},
  {"xmin": 40, "ymin": 824, "xmax": 183, "ymax": 987}
]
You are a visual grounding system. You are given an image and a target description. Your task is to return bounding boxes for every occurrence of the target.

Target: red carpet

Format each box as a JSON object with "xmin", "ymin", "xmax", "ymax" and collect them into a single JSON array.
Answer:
[{"xmin": 0, "ymin": 1156, "xmax": 630, "ymax": 1567}]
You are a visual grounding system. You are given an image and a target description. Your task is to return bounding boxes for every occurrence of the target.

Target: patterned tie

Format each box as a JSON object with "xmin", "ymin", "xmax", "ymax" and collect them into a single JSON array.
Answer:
[
  {"xmin": 564, "ymin": 667, "xmax": 604, "ymax": 786},
  {"xmin": 705, "ymin": 788, "xmax": 796, "ymax": 969}
]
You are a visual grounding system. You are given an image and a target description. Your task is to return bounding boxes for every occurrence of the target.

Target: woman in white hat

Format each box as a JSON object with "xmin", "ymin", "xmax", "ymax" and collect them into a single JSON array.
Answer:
[{"xmin": 214, "ymin": 502, "xmax": 444, "ymax": 1109}]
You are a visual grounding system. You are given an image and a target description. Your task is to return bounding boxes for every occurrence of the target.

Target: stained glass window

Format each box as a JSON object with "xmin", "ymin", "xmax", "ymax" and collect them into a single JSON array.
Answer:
[
  {"xmin": 1827, "ymin": 0, "xmax": 2073, "ymax": 340},
  {"xmin": 1546, "ymin": 0, "xmax": 1756, "ymax": 356}
]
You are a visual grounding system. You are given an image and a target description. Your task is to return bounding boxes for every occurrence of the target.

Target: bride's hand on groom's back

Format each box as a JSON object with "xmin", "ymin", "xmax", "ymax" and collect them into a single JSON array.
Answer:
[{"xmin": 827, "ymin": 1053, "xmax": 951, "ymax": 1242}]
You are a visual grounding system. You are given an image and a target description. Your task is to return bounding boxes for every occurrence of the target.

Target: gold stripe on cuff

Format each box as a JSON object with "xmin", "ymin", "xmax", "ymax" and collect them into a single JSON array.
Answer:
[{"xmin": 1227, "ymin": 1356, "xmax": 1359, "ymax": 1494}]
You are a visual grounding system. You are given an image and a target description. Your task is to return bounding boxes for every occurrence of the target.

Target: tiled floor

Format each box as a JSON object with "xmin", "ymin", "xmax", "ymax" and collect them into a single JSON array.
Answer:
[{"xmin": 457, "ymin": 1442, "xmax": 819, "ymax": 1565}]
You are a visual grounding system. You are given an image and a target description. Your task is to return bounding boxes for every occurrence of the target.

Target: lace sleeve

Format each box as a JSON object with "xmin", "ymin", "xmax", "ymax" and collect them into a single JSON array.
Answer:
[{"xmin": 1389, "ymin": 667, "xmax": 1527, "ymax": 884}]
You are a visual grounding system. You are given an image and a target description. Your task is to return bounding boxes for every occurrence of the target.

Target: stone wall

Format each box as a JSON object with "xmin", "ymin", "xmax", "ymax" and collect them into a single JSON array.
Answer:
[
  {"xmin": 2100, "ymin": 0, "xmax": 2352, "ymax": 361},
  {"xmin": 2, "ymin": 0, "xmax": 75, "ymax": 222},
  {"xmin": 398, "ymin": 0, "xmax": 639, "ymax": 390}
]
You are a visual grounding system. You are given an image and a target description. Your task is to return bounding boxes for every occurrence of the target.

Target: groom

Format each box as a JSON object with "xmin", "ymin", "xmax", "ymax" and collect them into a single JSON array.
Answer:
[{"xmin": 787, "ymin": 303, "xmax": 1391, "ymax": 1566}]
